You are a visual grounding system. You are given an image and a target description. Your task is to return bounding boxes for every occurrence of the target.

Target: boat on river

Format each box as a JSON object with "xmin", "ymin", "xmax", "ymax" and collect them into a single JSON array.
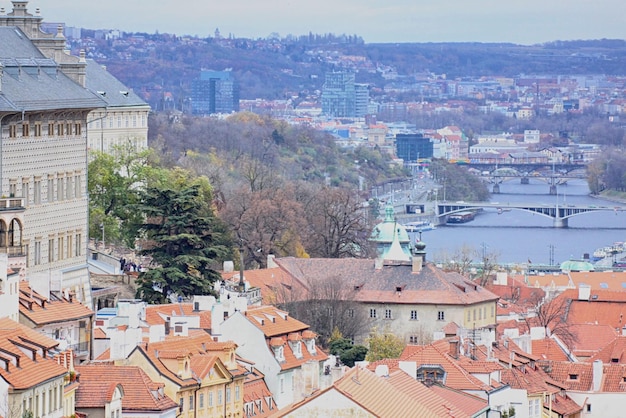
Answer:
[
  {"xmin": 447, "ymin": 211, "xmax": 476, "ymax": 224},
  {"xmin": 403, "ymin": 221, "xmax": 436, "ymax": 232}
]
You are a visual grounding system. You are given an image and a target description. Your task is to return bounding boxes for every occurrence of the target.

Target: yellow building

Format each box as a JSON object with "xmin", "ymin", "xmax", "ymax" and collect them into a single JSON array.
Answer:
[{"xmin": 124, "ymin": 331, "xmax": 245, "ymax": 418}]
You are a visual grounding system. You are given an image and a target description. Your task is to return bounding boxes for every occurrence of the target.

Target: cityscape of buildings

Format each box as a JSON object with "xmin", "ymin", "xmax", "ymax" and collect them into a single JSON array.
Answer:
[{"xmin": 1, "ymin": 1, "xmax": 626, "ymax": 418}]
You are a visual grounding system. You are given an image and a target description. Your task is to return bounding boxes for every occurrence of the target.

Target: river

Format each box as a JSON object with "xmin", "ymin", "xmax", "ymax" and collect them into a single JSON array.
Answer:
[{"xmin": 409, "ymin": 178, "xmax": 626, "ymax": 265}]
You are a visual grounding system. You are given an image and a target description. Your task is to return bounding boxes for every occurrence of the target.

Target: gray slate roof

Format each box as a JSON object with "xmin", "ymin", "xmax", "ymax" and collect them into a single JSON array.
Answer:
[
  {"xmin": 0, "ymin": 27, "xmax": 105, "ymax": 112},
  {"xmin": 85, "ymin": 59, "xmax": 148, "ymax": 108}
]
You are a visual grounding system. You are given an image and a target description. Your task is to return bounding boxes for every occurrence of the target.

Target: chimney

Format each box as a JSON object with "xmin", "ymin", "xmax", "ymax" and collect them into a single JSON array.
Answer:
[
  {"xmin": 267, "ymin": 254, "xmax": 277, "ymax": 268},
  {"xmin": 449, "ymin": 339, "xmax": 460, "ymax": 359},
  {"xmin": 412, "ymin": 255, "xmax": 423, "ymax": 273},
  {"xmin": 592, "ymin": 359, "xmax": 603, "ymax": 392},
  {"xmin": 578, "ymin": 284, "xmax": 591, "ymax": 301}
]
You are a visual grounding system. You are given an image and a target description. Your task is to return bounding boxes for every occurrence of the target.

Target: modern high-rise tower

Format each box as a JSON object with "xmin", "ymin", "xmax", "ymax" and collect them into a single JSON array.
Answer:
[
  {"xmin": 191, "ymin": 70, "xmax": 239, "ymax": 115},
  {"xmin": 321, "ymin": 72, "xmax": 369, "ymax": 118}
]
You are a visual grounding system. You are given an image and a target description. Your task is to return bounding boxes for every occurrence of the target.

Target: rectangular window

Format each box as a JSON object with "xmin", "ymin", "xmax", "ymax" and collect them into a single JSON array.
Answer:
[
  {"xmin": 9, "ymin": 124, "xmax": 16, "ymax": 138},
  {"xmin": 57, "ymin": 123, "xmax": 64, "ymax": 136},
  {"xmin": 58, "ymin": 236, "xmax": 64, "ymax": 261},
  {"xmin": 34, "ymin": 241, "xmax": 41, "ymax": 265},
  {"xmin": 47, "ymin": 177, "xmax": 54, "ymax": 202},
  {"xmin": 34, "ymin": 179, "xmax": 41, "ymax": 204},
  {"xmin": 117, "ymin": 116, "xmax": 122, "ymax": 127},
  {"xmin": 189, "ymin": 395, "xmax": 194, "ymax": 410},
  {"xmin": 75, "ymin": 233, "xmax": 82, "ymax": 257},
  {"xmin": 218, "ymin": 389, "xmax": 223, "ymax": 404},
  {"xmin": 48, "ymin": 122, "xmax": 54, "ymax": 136},
  {"xmin": 467, "ymin": 310, "xmax": 471, "ymax": 321},
  {"xmin": 49, "ymin": 238, "xmax": 54, "ymax": 262},
  {"xmin": 9, "ymin": 181, "xmax": 16, "ymax": 198},
  {"xmin": 179, "ymin": 398, "xmax": 183, "ymax": 411},
  {"xmin": 384, "ymin": 309, "xmax": 392, "ymax": 319},
  {"xmin": 57, "ymin": 176, "xmax": 64, "ymax": 201},
  {"xmin": 67, "ymin": 235, "xmax": 72, "ymax": 259},
  {"xmin": 235, "ymin": 385, "xmax": 240, "ymax": 400},
  {"xmin": 109, "ymin": 117, "xmax": 113, "ymax": 128},
  {"xmin": 410, "ymin": 310, "xmax": 418, "ymax": 320},
  {"xmin": 347, "ymin": 308, "xmax": 354, "ymax": 318},
  {"xmin": 437, "ymin": 311, "xmax": 445, "ymax": 321},
  {"xmin": 75, "ymin": 174, "xmax": 81, "ymax": 197},
  {"xmin": 369, "ymin": 308, "xmax": 377, "ymax": 318},
  {"xmin": 199, "ymin": 393, "xmax": 204, "ymax": 408},
  {"xmin": 75, "ymin": 123, "xmax": 81, "ymax": 135},
  {"xmin": 66, "ymin": 123, "xmax": 72, "ymax": 135},
  {"xmin": 209, "ymin": 392, "xmax": 213, "ymax": 407},
  {"xmin": 226, "ymin": 387, "xmax": 231, "ymax": 403},
  {"xmin": 66, "ymin": 175, "xmax": 73, "ymax": 199},
  {"xmin": 21, "ymin": 179, "xmax": 29, "ymax": 205},
  {"xmin": 34, "ymin": 123, "xmax": 42, "ymax": 137},
  {"xmin": 22, "ymin": 123, "xmax": 30, "ymax": 137},
  {"xmin": 132, "ymin": 115, "xmax": 137, "ymax": 127}
]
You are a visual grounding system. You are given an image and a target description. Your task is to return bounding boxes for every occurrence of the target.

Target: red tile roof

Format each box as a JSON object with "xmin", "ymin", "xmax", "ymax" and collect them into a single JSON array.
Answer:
[
  {"xmin": 532, "ymin": 338, "xmax": 570, "ymax": 362},
  {"xmin": 144, "ymin": 303, "xmax": 212, "ymax": 330},
  {"xmin": 274, "ymin": 258, "xmax": 499, "ymax": 307},
  {"xmin": 19, "ymin": 281, "xmax": 94, "ymax": 326},
  {"xmin": 131, "ymin": 332, "xmax": 238, "ymax": 388},
  {"xmin": 0, "ymin": 317, "xmax": 67, "ymax": 389},
  {"xmin": 277, "ymin": 367, "xmax": 449, "ymax": 417},
  {"xmin": 221, "ymin": 267, "xmax": 308, "ymax": 305},
  {"xmin": 75, "ymin": 364, "xmax": 178, "ymax": 412},
  {"xmin": 244, "ymin": 305, "xmax": 309, "ymax": 338},
  {"xmin": 588, "ymin": 335, "xmax": 626, "ymax": 364},
  {"xmin": 392, "ymin": 343, "xmax": 491, "ymax": 391}
]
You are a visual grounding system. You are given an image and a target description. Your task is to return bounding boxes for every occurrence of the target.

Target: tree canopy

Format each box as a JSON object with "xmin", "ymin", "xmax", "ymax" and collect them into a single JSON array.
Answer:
[{"xmin": 134, "ymin": 182, "xmax": 231, "ymax": 303}]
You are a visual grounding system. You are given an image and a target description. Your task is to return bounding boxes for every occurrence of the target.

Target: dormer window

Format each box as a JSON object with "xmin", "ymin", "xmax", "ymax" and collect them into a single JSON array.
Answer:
[
  {"xmin": 416, "ymin": 365, "xmax": 447, "ymax": 385},
  {"xmin": 273, "ymin": 345, "xmax": 285, "ymax": 362},
  {"xmin": 305, "ymin": 339, "xmax": 317, "ymax": 355},
  {"xmin": 569, "ymin": 374, "xmax": 578, "ymax": 380}
]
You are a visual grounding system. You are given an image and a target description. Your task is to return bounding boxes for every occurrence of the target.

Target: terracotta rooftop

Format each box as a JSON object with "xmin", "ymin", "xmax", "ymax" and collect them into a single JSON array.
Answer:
[
  {"xmin": 393, "ymin": 343, "xmax": 491, "ymax": 391},
  {"xmin": 588, "ymin": 335, "xmax": 626, "ymax": 364},
  {"xmin": 567, "ymin": 323, "xmax": 618, "ymax": 359},
  {"xmin": 221, "ymin": 266, "xmax": 307, "ymax": 305},
  {"xmin": 18, "ymin": 281, "xmax": 94, "ymax": 326},
  {"xmin": 75, "ymin": 364, "xmax": 178, "ymax": 412},
  {"xmin": 244, "ymin": 305, "xmax": 309, "ymax": 338},
  {"xmin": 144, "ymin": 302, "xmax": 212, "ymax": 330},
  {"xmin": 131, "ymin": 332, "xmax": 238, "ymax": 388},
  {"xmin": 278, "ymin": 367, "xmax": 451, "ymax": 417},
  {"xmin": 274, "ymin": 257, "xmax": 498, "ymax": 306},
  {"xmin": 531, "ymin": 338, "xmax": 570, "ymax": 362},
  {"xmin": 0, "ymin": 317, "xmax": 67, "ymax": 390}
]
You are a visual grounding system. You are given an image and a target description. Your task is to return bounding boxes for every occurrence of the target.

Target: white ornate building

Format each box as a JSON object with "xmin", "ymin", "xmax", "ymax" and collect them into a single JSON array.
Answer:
[{"xmin": 0, "ymin": 2, "xmax": 106, "ymax": 307}]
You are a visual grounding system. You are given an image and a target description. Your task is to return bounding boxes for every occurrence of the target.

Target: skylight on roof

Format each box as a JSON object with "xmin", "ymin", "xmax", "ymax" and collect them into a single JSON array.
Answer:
[{"xmin": 600, "ymin": 283, "xmax": 609, "ymax": 289}]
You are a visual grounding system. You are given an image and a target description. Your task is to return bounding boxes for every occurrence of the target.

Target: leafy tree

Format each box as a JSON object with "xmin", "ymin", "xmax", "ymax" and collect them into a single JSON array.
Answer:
[
  {"xmin": 328, "ymin": 332, "xmax": 368, "ymax": 367},
  {"xmin": 365, "ymin": 327, "xmax": 405, "ymax": 362},
  {"xmin": 88, "ymin": 145, "xmax": 156, "ymax": 247},
  {"xmin": 134, "ymin": 183, "xmax": 230, "ymax": 303}
]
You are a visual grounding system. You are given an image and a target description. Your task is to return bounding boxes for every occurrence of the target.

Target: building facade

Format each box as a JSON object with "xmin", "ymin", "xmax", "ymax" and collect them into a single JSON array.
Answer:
[
  {"xmin": 191, "ymin": 70, "xmax": 239, "ymax": 115},
  {"xmin": 0, "ymin": 16, "xmax": 105, "ymax": 308},
  {"xmin": 321, "ymin": 72, "xmax": 369, "ymax": 118}
]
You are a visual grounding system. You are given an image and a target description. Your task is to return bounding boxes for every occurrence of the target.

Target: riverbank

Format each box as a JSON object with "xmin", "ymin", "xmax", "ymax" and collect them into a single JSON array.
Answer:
[{"xmin": 597, "ymin": 190, "xmax": 626, "ymax": 204}]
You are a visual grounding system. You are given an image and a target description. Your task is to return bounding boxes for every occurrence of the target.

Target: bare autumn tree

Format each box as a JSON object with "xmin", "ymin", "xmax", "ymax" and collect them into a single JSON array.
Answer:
[
  {"xmin": 220, "ymin": 184, "xmax": 306, "ymax": 268},
  {"xmin": 301, "ymin": 186, "xmax": 374, "ymax": 258},
  {"xmin": 524, "ymin": 293, "xmax": 577, "ymax": 346},
  {"xmin": 276, "ymin": 274, "xmax": 370, "ymax": 347}
]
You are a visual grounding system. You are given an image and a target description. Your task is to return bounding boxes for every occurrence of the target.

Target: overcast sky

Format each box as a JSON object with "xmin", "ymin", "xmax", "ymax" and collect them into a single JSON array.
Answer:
[{"xmin": 22, "ymin": 0, "xmax": 626, "ymax": 44}]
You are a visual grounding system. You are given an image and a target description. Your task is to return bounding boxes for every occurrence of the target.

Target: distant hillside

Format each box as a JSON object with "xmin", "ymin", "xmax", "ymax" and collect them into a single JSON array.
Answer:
[{"xmin": 69, "ymin": 34, "xmax": 626, "ymax": 107}]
